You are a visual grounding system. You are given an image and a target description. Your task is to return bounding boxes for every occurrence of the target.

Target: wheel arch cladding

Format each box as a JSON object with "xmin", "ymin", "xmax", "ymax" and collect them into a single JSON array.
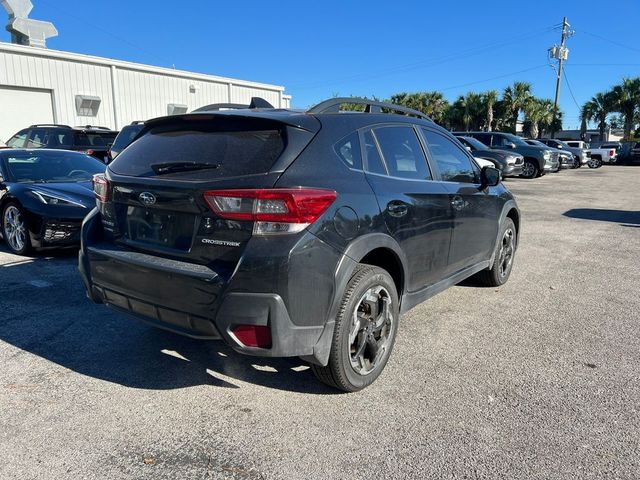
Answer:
[{"xmin": 359, "ymin": 247, "xmax": 404, "ymax": 298}]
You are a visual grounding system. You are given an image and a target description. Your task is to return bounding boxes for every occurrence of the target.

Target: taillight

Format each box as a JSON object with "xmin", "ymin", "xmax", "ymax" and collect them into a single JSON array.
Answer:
[
  {"xmin": 85, "ymin": 149, "xmax": 95, "ymax": 156},
  {"xmin": 231, "ymin": 325, "xmax": 272, "ymax": 348},
  {"xmin": 203, "ymin": 188, "xmax": 337, "ymax": 235},
  {"xmin": 610, "ymin": 149, "xmax": 615, "ymax": 157},
  {"xmin": 93, "ymin": 174, "xmax": 111, "ymax": 202}
]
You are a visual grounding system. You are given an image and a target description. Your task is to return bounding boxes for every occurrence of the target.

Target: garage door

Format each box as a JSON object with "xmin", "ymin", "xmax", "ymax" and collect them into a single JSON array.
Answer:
[{"xmin": 0, "ymin": 86, "xmax": 54, "ymax": 144}]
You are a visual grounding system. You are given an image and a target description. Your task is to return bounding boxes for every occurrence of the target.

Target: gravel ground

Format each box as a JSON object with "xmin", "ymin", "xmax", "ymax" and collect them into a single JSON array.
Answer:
[{"xmin": 1, "ymin": 166, "xmax": 639, "ymax": 479}]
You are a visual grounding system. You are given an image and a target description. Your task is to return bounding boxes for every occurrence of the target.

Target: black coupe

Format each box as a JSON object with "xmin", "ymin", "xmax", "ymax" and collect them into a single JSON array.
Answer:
[{"xmin": 0, "ymin": 149, "xmax": 105, "ymax": 255}]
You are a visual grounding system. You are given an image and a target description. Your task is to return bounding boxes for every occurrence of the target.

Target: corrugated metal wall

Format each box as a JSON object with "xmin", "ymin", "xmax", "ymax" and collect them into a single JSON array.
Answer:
[{"xmin": 0, "ymin": 42, "xmax": 290, "ymax": 137}]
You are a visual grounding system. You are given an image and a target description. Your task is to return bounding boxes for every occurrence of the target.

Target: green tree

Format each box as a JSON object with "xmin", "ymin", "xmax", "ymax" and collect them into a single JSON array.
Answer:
[
  {"xmin": 502, "ymin": 82, "xmax": 532, "ymax": 134},
  {"xmin": 389, "ymin": 91, "xmax": 449, "ymax": 124},
  {"xmin": 524, "ymin": 98, "xmax": 555, "ymax": 138},
  {"xmin": 611, "ymin": 77, "xmax": 640, "ymax": 140},
  {"xmin": 581, "ymin": 91, "xmax": 615, "ymax": 140},
  {"xmin": 448, "ymin": 92, "xmax": 484, "ymax": 131},
  {"xmin": 483, "ymin": 90, "xmax": 499, "ymax": 132}
]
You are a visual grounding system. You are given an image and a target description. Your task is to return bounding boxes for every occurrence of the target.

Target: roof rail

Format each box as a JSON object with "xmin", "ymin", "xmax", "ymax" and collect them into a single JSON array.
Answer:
[
  {"xmin": 192, "ymin": 96, "xmax": 275, "ymax": 113},
  {"xmin": 307, "ymin": 97, "xmax": 432, "ymax": 121},
  {"xmin": 30, "ymin": 124, "xmax": 72, "ymax": 128},
  {"xmin": 75, "ymin": 125, "xmax": 112, "ymax": 130}
]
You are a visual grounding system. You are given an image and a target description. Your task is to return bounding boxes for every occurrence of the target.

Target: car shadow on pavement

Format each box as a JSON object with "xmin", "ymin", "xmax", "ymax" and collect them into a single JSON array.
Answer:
[
  {"xmin": 563, "ymin": 208, "xmax": 640, "ymax": 227},
  {"xmin": 0, "ymin": 246, "xmax": 338, "ymax": 395}
]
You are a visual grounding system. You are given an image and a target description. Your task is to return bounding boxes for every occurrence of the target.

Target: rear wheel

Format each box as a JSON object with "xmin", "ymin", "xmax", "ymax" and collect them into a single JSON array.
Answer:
[
  {"xmin": 520, "ymin": 159, "xmax": 539, "ymax": 179},
  {"xmin": 475, "ymin": 218, "xmax": 516, "ymax": 287},
  {"xmin": 311, "ymin": 264, "xmax": 399, "ymax": 392},
  {"xmin": 588, "ymin": 157, "xmax": 602, "ymax": 168},
  {"xmin": 2, "ymin": 202, "xmax": 31, "ymax": 256}
]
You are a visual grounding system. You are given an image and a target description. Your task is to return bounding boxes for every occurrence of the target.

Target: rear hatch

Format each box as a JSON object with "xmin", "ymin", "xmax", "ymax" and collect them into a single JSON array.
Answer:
[{"xmin": 101, "ymin": 113, "xmax": 319, "ymax": 279}]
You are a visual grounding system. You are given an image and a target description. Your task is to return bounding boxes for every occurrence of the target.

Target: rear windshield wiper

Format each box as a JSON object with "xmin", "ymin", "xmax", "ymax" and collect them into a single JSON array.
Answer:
[{"xmin": 151, "ymin": 162, "xmax": 220, "ymax": 175}]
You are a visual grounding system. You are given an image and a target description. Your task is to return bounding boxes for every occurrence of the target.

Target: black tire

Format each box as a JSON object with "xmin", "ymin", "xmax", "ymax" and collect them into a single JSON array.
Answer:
[
  {"xmin": 475, "ymin": 218, "xmax": 516, "ymax": 287},
  {"xmin": 573, "ymin": 157, "xmax": 581, "ymax": 169},
  {"xmin": 520, "ymin": 159, "xmax": 539, "ymax": 179},
  {"xmin": 588, "ymin": 158, "xmax": 602, "ymax": 169},
  {"xmin": 311, "ymin": 264, "xmax": 399, "ymax": 392},
  {"xmin": 1, "ymin": 202, "xmax": 32, "ymax": 256}
]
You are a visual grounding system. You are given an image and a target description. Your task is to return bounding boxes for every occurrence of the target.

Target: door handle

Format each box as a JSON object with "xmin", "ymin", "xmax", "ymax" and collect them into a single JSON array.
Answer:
[
  {"xmin": 451, "ymin": 195, "xmax": 465, "ymax": 211},
  {"xmin": 387, "ymin": 201, "xmax": 408, "ymax": 217}
]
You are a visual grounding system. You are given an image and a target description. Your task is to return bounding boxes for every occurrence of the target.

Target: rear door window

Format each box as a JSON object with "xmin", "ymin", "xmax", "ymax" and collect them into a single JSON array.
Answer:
[
  {"xmin": 26, "ymin": 129, "xmax": 47, "ymax": 148},
  {"xmin": 109, "ymin": 119, "xmax": 286, "ymax": 179},
  {"xmin": 362, "ymin": 130, "xmax": 387, "ymax": 175},
  {"xmin": 372, "ymin": 126, "xmax": 431, "ymax": 180},
  {"xmin": 421, "ymin": 129, "xmax": 479, "ymax": 183}
]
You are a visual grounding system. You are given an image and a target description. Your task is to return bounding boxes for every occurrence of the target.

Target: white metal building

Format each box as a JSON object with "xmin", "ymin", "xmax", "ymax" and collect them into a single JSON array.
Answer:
[{"xmin": 0, "ymin": 42, "xmax": 291, "ymax": 142}]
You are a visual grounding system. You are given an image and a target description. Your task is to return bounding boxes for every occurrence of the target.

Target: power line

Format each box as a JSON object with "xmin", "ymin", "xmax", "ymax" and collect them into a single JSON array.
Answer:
[
  {"xmin": 579, "ymin": 30, "xmax": 640, "ymax": 54},
  {"xmin": 290, "ymin": 26, "xmax": 557, "ymax": 90},
  {"xmin": 562, "ymin": 68, "xmax": 581, "ymax": 109},
  {"xmin": 439, "ymin": 64, "xmax": 550, "ymax": 91},
  {"xmin": 38, "ymin": 0, "xmax": 176, "ymax": 68}
]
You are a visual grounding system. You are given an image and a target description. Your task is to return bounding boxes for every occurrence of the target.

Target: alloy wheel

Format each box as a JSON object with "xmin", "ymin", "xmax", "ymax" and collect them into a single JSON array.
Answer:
[
  {"xmin": 498, "ymin": 228, "xmax": 515, "ymax": 278},
  {"xmin": 3, "ymin": 206, "xmax": 26, "ymax": 252},
  {"xmin": 349, "ymin": 286, "xmax": 394, "ymax": 376},
  {"xmin": 521, "ymin": 162, "xmax": 535, "ymax": 178}
]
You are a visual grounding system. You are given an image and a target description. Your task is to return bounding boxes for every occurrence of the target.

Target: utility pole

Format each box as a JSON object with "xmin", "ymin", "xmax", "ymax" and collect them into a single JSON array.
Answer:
[{"xmin": 549, "ymin": 17, "xmax": 574, "ymax": 138}]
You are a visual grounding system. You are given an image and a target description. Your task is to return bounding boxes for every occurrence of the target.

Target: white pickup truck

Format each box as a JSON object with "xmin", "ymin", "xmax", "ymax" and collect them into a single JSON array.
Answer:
[{"xmin": 565, "ymin": 141, "xmax": 616, "ymax": 167}]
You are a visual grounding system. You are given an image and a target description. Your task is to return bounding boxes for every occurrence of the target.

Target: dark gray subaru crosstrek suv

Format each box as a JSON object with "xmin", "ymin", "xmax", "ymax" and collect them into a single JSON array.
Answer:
[{"xmin": 79, "ymin": 97, "xmax": 520, "ymax": 391}]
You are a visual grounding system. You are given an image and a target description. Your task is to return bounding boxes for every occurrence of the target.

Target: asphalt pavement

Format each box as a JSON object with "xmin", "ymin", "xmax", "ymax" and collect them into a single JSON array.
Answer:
[{"xmin": 1, "ymin": 166, "xmax": 639, "ymax": 479}]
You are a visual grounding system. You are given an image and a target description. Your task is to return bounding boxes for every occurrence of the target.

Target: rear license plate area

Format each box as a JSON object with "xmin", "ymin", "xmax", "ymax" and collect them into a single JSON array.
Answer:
[{"xmin": 125, "ymin": 206, "xmax": 195, "ymax": 250}]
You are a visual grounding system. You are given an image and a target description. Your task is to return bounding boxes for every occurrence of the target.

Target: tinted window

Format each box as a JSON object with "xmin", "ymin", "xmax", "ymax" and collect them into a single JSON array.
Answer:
[
  {"xmin": 26, "ymin": 129, "xmax": 48, "ymax": 148},
  {"xmin": 492, "ymin": 134, "xmax": 516, "ymax": 148},
  {"xmin": 111, "ymin": 124, "xmax": 144, "ymax": 153},
  {"xmin": 471, "ymin": 133, "xmax": 491, "ymax": 145},
  {"xmin": 6, "ymin": 130, "xmax": 28, "ymax": 148},
  {"xmin": 109, "ymin": 120, "xmax": 285, "ymax": 179},
  {"xmin": 334, "ymin": 131, "xmax": 362, "ymax": 169},
  {"xmin": 422, "ymin": 129, "xmax": 478, "ymax": 183},
  {"xmin": 1, "ymin": 150, "xmax": 105, "ymax": 183},
  {"xmin": 373, "ymin": 126, "xmax": 431, "ymax": 180},
  {"xmin": 363, "ymin": 130, "xmax": 387, "ymax": 175},
  {"xmin": 73, "ymin": 132, "xmax": 117, "ymax": 148},
  {"xmin": 47, "ymin": 130, "xmax": 73, "ymax": 148}
]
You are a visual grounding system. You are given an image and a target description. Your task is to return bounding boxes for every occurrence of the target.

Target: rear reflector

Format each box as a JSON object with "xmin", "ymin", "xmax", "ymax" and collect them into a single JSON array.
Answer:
[
  {"xmin": 232, "ymin": 325, "xmax": 272, "ymax": 348},
  {"xmin": 204, "ymin": 188, "xmax": 337, "ymax": 235},
  {"xmin": 93, "ymin": 174, "xmax": 111, "ymax": 202}
]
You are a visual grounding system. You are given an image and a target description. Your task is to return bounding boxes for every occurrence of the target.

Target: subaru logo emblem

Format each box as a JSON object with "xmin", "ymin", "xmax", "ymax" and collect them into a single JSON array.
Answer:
[{"xmin": 139, "ymin": 192, "xmax": 156, "ymax": 206}]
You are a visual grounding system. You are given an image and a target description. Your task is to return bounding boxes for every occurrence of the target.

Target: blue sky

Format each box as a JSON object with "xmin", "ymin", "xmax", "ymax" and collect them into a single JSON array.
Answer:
[{"xmin": 3, "ymin": 0, "xmax": 639, "ymax": 129}]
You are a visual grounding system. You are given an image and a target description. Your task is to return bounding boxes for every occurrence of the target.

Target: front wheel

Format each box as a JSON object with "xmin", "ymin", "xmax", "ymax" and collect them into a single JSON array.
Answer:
[
  {"xmin": 311, "ymin": 264, "xmax": 399, "ymax": 392},
  {"xmin": 475, "ymin": 218, "xmax": 516, "ymax": 287},
  {"xmin": 520, "ymin": 159, "xmax": 539, "ymax": 179},
  {"xmin": 2, "ymin": 202, "xmax": 32, "ymax": 255}
]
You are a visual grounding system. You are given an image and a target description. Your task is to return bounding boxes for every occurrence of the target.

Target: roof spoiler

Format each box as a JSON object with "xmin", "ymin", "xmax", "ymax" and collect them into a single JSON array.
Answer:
[{"xmin": 192, "ymin": 97, "xmax": 275, "ymax": 113}]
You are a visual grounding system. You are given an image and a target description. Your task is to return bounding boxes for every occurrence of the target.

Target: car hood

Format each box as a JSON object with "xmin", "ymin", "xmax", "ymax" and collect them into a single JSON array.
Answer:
[{"xmin": 30, "ymin": 181, "xmax": 95, "ymax": 208}]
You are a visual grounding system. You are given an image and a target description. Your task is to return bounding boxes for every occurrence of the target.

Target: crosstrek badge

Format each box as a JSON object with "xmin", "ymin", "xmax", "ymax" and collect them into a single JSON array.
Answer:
[{"xmin": 201, "ymin": 238, "xmax": 241, "ymax": 247}]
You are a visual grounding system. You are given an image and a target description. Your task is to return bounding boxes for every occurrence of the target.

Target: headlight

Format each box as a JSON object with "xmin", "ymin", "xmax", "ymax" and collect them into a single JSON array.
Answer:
[
  {"xmin": 543, "ymin": 151, "xmax": 551, "ymax": 160},
  {"xmin": 506, "ymin": 155, "xmax": 519, "ymax": 164},
  {"xmin": 29, "ymin": 190, "xmax": 86, "ymax": 208}
]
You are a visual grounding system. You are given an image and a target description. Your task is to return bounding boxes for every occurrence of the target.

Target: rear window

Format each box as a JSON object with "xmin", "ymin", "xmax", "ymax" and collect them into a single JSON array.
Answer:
[
  {"xmin": 73, "ymin": 132, "xmax": 117, "ymax": 148},
  {"xmin": 111, "ymin": 124, "xmax": 144, "ymax": 152},
  {"xmin": 109, "ymin": 119, "xmax": 285, "ymax": 179}
]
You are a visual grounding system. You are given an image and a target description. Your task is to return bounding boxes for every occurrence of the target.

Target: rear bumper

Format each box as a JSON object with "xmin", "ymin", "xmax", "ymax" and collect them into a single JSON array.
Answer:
[{"xmin": 78, "ymin": 210, "xmax": 338, "ymax": 360}]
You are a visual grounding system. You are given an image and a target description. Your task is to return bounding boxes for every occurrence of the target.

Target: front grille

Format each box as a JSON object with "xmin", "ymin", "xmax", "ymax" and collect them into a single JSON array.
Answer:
[
  {"xmin": 42, "ymin": 221, "xmax": 81, "ymax": 242},
  {"xmin": 585, "ymin": 151, "xmax": 591, "ymax": 158}
]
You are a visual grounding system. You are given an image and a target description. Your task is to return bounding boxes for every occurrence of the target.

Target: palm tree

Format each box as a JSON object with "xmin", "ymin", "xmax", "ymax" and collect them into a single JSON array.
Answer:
[
  {"xmin": 524, "ymin": 98, "xmax": 555, "ymax": 138},
  {"xmin": 581, "ymin": 91, "xmax": 615, "ymax": 141},
  {"xmin": 502, "ymin": 82, "xmax": 532, "ymax": 134},
  {"xmin": 389, "ymin": 91, "xmax": 449, "ymax": 125},
  {"xmin": 610, "ymin": 77, "xmax": 640, "ymax": 140},
  {"xmin": 483, "ymin": 90, "xmax": 498, "ymax": 132},
  {"xmin": 449, "ymin": 92, "xmax": 484, "ymax": 131}
]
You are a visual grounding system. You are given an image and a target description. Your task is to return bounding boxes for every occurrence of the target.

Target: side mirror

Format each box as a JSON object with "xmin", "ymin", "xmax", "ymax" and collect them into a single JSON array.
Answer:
[
  {"xmin": 506, "ymin": 142, "xmax": 516, "ymax": 149},
  {"xmin": 465, "ymin": 146, "xmax": 472, "ymax": 152},
  {"xmin": 481, "ymin": 166, "xmax": 501, "ymax": 188}
]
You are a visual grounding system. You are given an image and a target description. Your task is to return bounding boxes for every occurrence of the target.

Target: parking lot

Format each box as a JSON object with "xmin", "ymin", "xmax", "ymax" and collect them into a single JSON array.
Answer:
[{"xmin": 0, "ymin": 166, "xmax": 638, "ymax": 479}]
